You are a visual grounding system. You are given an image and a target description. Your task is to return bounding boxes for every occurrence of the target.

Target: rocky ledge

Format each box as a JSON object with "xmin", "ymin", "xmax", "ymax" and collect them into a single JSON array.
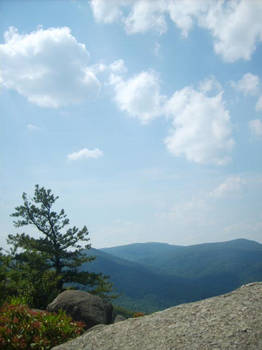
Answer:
[{"xmin": 52, "ymin": 282, "xmax": 262, "ymax": 350}]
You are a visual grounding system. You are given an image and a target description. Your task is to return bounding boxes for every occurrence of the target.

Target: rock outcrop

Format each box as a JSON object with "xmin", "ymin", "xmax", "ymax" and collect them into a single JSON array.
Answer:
[
  {"xmin": 113, "ymin": 314, "xmax": 126, "ymax": 323},
  {"xmin": 47, "ymin": 290, "xmax": 113, "ymax": 329},
  {"xmin": 52, "ymin": 282, "xmax": 262, "ymax": 350}
]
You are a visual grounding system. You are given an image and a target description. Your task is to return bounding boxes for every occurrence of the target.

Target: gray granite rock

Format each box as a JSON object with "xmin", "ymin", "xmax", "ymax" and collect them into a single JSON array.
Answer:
[
  {"xmin": 47, "ymin": 290, "xmax": 113, "ymax": 329},
  {"xmin": 113, "ymin": 314, "xmax": 126, "ymax": 323},
  {"xmin": 52, "ymin": 282, "xmax": 262, "ymax": 350}
]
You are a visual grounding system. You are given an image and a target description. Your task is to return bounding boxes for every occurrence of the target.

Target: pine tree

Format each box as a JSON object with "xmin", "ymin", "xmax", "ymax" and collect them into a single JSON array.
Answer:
[{"xmin": 7, "ymin": 185, "xmax": 113, "ymax": 307}]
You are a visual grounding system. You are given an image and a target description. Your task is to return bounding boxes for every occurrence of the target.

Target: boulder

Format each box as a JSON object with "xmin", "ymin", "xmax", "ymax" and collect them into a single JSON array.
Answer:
[
  {"xmin": 47, "ymin": 290, "xmax": 113, "ymax": 329},
  {"xmin": 52, "ymin": 282, "xmax": 262, "ymax": 350}
]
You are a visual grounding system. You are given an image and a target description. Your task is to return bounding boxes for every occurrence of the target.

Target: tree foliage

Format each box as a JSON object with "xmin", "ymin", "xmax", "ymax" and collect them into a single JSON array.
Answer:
[{"xmin": 3, "ymin": 185, "xmax": 113, "ymax": 308}]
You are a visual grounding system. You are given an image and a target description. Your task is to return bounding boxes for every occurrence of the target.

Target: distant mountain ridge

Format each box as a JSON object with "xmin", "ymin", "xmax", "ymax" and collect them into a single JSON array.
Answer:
[
  {"xmin": 102, "ymin": 239, "xmax": 262, "ymax": 278},
  {"xmin": 81, "ymin": 239, "xmax": 262, "ymax": 312}
]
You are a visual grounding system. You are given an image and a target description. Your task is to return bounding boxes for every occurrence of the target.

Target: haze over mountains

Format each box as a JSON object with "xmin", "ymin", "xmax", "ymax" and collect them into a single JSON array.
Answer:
[{"xmin": 81, "ymin": 239, "xmax": 262, "ymax": 313}]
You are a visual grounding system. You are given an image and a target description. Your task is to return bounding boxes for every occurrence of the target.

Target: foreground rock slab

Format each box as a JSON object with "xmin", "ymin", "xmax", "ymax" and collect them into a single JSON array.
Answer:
[
  {"xmin": 47, "ymin": 290, "xmax": 113, "ymax": 329},
  {"xmin": 52, "ymin": 283, "xmax": 262, "ymax": 350}
]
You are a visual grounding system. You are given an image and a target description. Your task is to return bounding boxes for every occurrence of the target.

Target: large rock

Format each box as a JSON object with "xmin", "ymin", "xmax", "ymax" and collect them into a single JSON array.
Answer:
[
  {"xmin": 47, "ymin": 290, "xmax": 113, "ymax": 329},
  {"xmin": 52, "ymin": 282, "xmax": 262, "ymax": 349}
]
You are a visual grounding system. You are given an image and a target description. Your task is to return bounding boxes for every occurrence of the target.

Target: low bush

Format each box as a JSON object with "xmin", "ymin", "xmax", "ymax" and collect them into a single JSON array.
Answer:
[
  {"xmin": 0, "ymin": 302, "xmax": 85, "ymax": 350},
  {"xmin": 133, "ymin": 312, "xmax": 145, "ymax": 318},
  {"xmin": 112, "ymin": 304, "xmax": 134, "ymax": 319}
]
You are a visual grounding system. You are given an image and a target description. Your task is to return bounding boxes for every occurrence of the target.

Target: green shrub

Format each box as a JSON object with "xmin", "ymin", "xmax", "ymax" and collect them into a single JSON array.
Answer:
[{"xmin": 0, "ymin": 302, "xmax": 85, "ymax": 350}]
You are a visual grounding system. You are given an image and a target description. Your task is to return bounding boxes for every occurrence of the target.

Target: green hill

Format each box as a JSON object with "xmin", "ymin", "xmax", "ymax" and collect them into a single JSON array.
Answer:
[
  {"xmin": 102, "ymin": 239, "xmax": 262, "ymax": 280},
  {"xmin": 80, "ymin": 239, "xmax": 262, "ymax": 313}
]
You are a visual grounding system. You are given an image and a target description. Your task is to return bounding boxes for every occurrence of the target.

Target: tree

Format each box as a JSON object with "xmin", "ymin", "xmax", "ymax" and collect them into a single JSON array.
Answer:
[{"xmin": 7, "ymin": 185, "xmax": 113, "ymax": 307}]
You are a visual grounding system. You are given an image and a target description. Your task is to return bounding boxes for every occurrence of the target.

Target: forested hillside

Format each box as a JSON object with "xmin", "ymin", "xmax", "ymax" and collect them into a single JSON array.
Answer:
[{"xmin": 81, "ymin": 239, "xmax": 262, "ymax": 312}]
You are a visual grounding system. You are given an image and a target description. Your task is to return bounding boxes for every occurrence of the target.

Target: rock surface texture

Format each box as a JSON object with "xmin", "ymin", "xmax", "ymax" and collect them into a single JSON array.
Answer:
[
  {"xmin": 47, "ymin": 290, "xmax": 113, "ymax": 329},
  {"xmin": 52, "ymin": 283, "xmax": 262, "ymax": 350}
]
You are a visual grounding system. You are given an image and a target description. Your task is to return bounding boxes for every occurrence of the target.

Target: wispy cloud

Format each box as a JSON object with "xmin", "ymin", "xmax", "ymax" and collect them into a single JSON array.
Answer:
[
  {"xmin": 249, "ymin": 119, "xmax": 262, "ymax": 137},
  {"xmin": 27, "ymin": 124, "xmax": 41, "ymax": 131},
  {"xmin": 210, "ymin": 176, "xmax": 246, "ymax": 198},
  {"xmin": 231, "ymin": 73, "xmax": 260, "ymax": 96},
  {"xmin": 67, "ymin": 148, "xmax": 103, "ymax": 161}
]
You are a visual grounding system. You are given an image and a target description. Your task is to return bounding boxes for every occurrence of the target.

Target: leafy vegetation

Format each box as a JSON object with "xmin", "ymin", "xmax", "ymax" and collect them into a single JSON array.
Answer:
[
  {"xmin": 0, "ymin": 299, "xmax": 85, "ymax": 350},
  {"xmin": 112, "ymin": 305, "xmax": 134, "ymax": 319}
]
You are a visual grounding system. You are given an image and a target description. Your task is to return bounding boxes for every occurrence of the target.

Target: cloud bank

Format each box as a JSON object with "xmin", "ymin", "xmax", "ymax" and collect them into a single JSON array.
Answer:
[{"xmin": 90, "ymin": 0, "xmax": 262, "ymax": 62}]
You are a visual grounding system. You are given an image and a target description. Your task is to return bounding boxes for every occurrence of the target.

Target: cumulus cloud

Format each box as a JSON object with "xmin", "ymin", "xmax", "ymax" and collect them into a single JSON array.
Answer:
[
  {"xmin": 164, "ymin": 87, "xmax": 234, "ymax": 165},
  {"xmin": 67, "ymin": 148, "xmax": 103, "ymax": 161},
  {"xmin": 249, "ymin": 119, "xmax": 262, "ymax": 137},
  {"xmin": 210, "ymin": 176, "xmax": 246, "ymax": 198},
  {"xmin": 124, "ymin": 0, "xmax": 168, "ymax": 34},
  {"xmin": 231, "ymin": 73, "xmax": 260, "ymax": 96},
  {"xmin": 0, "ymin": 26, "xmax": 100, "ymax": 107},
  {"xmin": 89, "ymin": 0, "xmax": 262, "ymax": 62},
  {"xmin": 199, "ymin": 0, "xmax": 262, "ymax": 62},
  {"xmin": 167, "ymin": 0, "xmax": 210, "ymax": 37},
  {"xmin": 110, "ymin": 70, "xmax": 165, "ymax": 124}
]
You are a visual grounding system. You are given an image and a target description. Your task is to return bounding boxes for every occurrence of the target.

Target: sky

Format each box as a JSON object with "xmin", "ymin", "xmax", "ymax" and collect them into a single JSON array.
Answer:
[{"xmin": 0, "ymin": 0, "xmax": 262, "ymax": 249}]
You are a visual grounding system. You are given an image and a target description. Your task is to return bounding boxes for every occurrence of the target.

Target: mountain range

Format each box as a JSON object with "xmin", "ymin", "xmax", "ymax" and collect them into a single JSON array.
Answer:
[{"xmin": 81, "ymin": 239, "xmax": 262, "ymax": 313}]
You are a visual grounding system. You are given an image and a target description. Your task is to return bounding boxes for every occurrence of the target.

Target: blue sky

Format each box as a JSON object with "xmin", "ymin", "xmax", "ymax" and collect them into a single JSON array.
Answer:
[{"xmin": 1, "ymin": 0, "xmax": 262, "ymax": 249}]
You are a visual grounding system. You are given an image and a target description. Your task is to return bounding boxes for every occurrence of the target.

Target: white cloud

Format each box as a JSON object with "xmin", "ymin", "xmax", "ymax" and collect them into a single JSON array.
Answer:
[
  {"xmin": 249, "ymin": 119, "xmax": 262, "ymax": 137},
  {"xmin": 0, "ymin": 27, "xmax": 100, "ymax": 108},
  {"xmin": 90, "ymin": 0, "xmax": 262, "ymax": 62},
  {"xmin": 27, "ymin": 123, "xmax": 41, "ymax": 131},
  {"xmin": 256, "ymin": 96, "xmax": 262, "ymax": 112},
  {"xmin": 199, "ymin": 0, "xmax": 262, "ymax": 62},
  {"xmin": 231, "ymin": 73, "xmax": 260, "ymax": 96},
  {"xmin": 89, "ymin": 0, "xmax": 131, "ymax": 24},
  {"xmin": 110, "ymin": 70, "xmax": 165, "ymax": 124},
  {"xmin": 90, "ymin": 59, "xmax": 127, "ymax": 76},
  {"xmin": 67, "ymin": 148, "xmax": 103, "ymax": 161},
  {"xmin": 210, "ymin": 176, "xmax": 246, "ymax": 198},
  {"xmin": 89, "ymin": 0, "xmax": 207, "ymax": 36},
  {"xmin": 198, "ymin": 76, "xmax": 222, "ymax": 94},
  {"xmin": 164, "ymin": 87, "xmax": 234, "ymax": 165},
  {"xmin": 109, "ymin": 59, "xmax": 127, "ymax": 74},
  {"xmin": 162, "ymin": 197, "xmax": 210, "ymax": 222},
  {"xmin": 167, "ymin": 0, "xmax": 210, "ymax": 37},
  {"xmin": 124, "ymin": 0, "xmax": 167, "ymax": 34}
]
